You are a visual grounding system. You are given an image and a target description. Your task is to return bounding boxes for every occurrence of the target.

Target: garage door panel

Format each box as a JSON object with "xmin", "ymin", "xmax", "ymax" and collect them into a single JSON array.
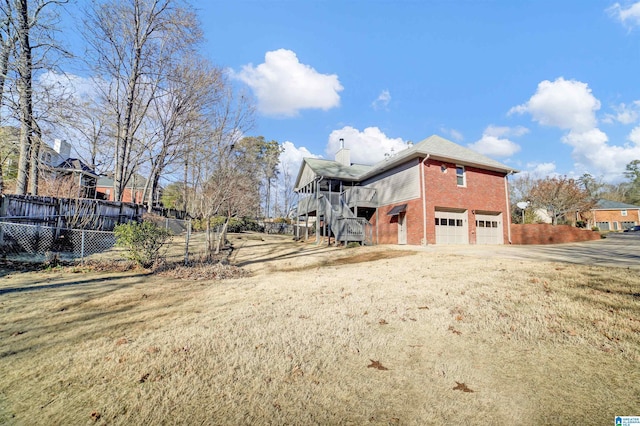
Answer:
[
  {"xmin": 475, "ymin": 213, "xmax": 503, "ymax": 244},
  {"xmin": 435, "ymin": 210, "xmax": 468, "ymax": 244}
]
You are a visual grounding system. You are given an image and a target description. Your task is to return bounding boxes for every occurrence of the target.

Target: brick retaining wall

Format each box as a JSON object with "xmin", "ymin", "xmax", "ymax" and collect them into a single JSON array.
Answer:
[{"xmin": 510, "ymin": 224, "xmax": 601, "ymax": 245}]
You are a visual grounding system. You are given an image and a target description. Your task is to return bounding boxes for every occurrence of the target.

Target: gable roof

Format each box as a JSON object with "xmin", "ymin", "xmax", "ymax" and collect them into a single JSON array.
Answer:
[
  {"xmin": 303, "ymin": 158, "xmax": 371, "ymax": 180},
  {"xmin": 593, "ymin": 199, "xmax": 640, "ymax": 210},
  {"xmin": 55, "ymin": 158, "xmax": 98, "ymax": 177},
  {"xmin": 359, "ymin": 135, "xmax": 517, "ymax": 180},
  {"xmin": 295, "ymin": 134, "xmax": 517, "ymax": 189}
]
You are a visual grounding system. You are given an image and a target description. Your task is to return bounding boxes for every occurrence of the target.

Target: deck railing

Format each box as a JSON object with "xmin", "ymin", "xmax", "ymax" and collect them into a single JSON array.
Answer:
[{"xmin": 342, "ymin": 187, "xmax": 377, "ymax": 207}]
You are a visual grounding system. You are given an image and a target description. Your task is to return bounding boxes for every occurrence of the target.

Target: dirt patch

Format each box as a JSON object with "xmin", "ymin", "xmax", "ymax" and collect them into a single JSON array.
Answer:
[{"xmin": 277, "ymin": 249, "xmax": 416, "ymax": 271}]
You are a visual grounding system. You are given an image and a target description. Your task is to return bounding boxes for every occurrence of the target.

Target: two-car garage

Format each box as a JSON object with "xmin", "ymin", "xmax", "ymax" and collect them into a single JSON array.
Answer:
[{"xmin": 434, "ymin": 209, "xmax": 503, "ymax": 245}]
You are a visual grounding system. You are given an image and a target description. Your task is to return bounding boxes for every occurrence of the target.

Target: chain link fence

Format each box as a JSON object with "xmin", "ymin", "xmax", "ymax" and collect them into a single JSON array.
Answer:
[{"xmin": 0, "ymin": 217, "xmax": 194, "ymax": 264}]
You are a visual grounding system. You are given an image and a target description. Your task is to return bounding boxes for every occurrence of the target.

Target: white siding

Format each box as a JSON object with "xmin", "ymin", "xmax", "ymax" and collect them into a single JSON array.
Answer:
[
  {"xmin": 297, "ymin": 163, "xmax": 317, "ymax": 190},
  {"xmin": 362, "ymin": 159, "xmax": 420, "ymax": 205}
]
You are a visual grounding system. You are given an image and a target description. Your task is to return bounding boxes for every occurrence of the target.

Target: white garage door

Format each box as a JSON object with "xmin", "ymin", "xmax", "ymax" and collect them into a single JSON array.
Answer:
[
  {"xmin": 475, "ymin": 213, "xmax": 503, "ymax": 245},
  {"xmin": 435, "ymin": 210, "xmax": 468, "ymax": 244}
]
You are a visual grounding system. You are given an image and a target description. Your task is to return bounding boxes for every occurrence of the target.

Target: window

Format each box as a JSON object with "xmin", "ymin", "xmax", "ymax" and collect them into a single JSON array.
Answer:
[
  {"xmin": 621, "ymin": 210, "xmax": 628, "ymax": 217},
  {"xmin": 456, "ymin": 165, "xmax": 465, "ymax": 186}
]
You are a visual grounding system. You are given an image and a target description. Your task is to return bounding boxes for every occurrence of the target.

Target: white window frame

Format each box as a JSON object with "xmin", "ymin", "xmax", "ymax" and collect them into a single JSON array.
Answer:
[
  {"xmin": 456, "ymin": 165, "xmax": 466, "ymax": 187},
  {"xmin": 621, "ymin": 210, "xmax": 628, "ymax": 217}
]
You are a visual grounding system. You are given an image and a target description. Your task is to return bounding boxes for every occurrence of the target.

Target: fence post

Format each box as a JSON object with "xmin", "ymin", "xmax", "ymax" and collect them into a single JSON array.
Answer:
[
  {"xmin": 184, "ymin": 220, "xmax": 191, "ymax": 265},
  {"xmin": 81, "ymin": 229, "xmax": 86, "ymax": 263}
]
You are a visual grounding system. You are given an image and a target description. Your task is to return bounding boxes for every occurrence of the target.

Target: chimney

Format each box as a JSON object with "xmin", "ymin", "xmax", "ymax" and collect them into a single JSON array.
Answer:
[
  {"xmin": 335, "ymin": 138, "xmax": 350, "ymax": 166},
  {"xmin": 54, "ymin": 139, "xmax": 71, "ymax": 159}
]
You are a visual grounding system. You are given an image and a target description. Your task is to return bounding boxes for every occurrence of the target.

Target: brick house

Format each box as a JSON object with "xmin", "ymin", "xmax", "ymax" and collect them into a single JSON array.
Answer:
[
  {"xmin": 95, "ymin": 175, "xmax": 148, "ymax": 204},
  {"xmin": 589, "ymin": 199, "xmax": 640, "ymax": 231},
  {"xmin": 294, "ymin": 135, "xmax": 517, "ymax": 245}
]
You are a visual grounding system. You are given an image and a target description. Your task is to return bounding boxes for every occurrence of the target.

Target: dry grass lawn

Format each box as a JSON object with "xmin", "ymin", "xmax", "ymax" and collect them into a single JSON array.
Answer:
[{"xmin": 0, "ymin": 233, "xmax": 638, "ymax": 425}]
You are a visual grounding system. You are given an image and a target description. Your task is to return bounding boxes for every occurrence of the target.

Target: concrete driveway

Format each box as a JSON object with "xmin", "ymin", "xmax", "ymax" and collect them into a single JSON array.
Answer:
[{"xmin": 425, "ymin": 232, "xmax": 640, "ymax": 270}]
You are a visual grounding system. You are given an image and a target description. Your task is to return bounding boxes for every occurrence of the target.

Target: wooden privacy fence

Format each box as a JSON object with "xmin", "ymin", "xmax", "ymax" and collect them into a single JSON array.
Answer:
[{"xmin": 0, "ymin": 194, "xmax": 147, "ymax": 231}]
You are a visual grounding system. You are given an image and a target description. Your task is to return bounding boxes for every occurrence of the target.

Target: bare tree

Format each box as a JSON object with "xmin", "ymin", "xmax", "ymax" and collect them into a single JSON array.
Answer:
[
  {"xmin": 141, "ymin": 56, "xmax": 223, "ymax": 207},
  {"xmin": 1, "ymin": 0, "xmax": 69, "ymax": 195},
  {"xmin": 187, "ymin": 82, "xmax": 255, "ymax": 257},
  {"xmin": 528, "ymin": 176, "xmax": 595, "ymax": 225},
  {"xmin": 83, "ymin": 0, "xmax": 201, "ymax": 201}
]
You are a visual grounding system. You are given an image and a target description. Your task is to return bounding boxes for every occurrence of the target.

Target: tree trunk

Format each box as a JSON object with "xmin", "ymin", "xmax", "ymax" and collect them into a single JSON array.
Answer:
[
  {"xmin": 183, "ymin": 158, "xmax": 188, "ymax": 212},
  {"xmin": 215, "ymin": 215, "xmax": 229, "ymax": 255},
  {"xmin": 14, "ymin": 0, "xmax": 34, "ymax": 196},
  {"xmin": 205, "ymin": 215, "xmax": 212, "ymax": 259},
  {"xmin": 28, "ymin": 124, "xmax": 41, "ymax": 195}
]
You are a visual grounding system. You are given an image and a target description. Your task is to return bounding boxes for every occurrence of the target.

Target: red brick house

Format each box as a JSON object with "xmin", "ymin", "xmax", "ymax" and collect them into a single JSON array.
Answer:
[
  {"xmin": 95, "ymin": 175, "xmax": 147, "ymax": 204},
  {"xmin": 588, "ymin": 199, "xmax": 640, "ymax": 231},
  {"xmin": 294, "ymin": 135, "xmax": 517, "ymax": 245}
]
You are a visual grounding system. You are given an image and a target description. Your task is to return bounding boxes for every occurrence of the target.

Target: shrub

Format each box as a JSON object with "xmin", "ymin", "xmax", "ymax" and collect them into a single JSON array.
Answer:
[
  {"xmin": 346, "ymin": 242, "xmax": 361, "ymax": 248},
  {"xmin": 191, "ymin": 216, "xmax": 263, "ymax": 233},
  {"xmin": 114, "ymin": 221, "xmax": 172, "ymax": 268},
  {"xmin": 591, "ymin": 226, "xmax": 600, "ymax": 232}
]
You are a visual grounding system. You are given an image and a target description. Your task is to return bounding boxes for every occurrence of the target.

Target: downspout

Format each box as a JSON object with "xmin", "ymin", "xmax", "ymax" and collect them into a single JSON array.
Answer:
[
  {"xmin": 421, "ymin": 155, "xmax": 430, "ymax": 245},
  {"xmin": 504, "ymin": 171, "xmax": 513, "ymax": 244}
]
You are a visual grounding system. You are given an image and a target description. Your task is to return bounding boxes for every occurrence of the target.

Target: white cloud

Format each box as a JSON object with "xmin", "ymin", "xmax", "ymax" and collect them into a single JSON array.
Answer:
[
  {"xmin": 629, "ymin": 125, "xmax": 640, "ymax": 144},
  {"xmin": 371, "ymin": 89, "xmax": 391, "ymax": 110},
  {"xmin": 511, "ymin": 77, "xmax": 640, "ymax": 179},
  {"xmin": 278, "ymin": 141, "xmax": 320, "ymax": 177},
  {"xmin": 467, "ymin": 125, "xmax": 526, "ymax": 157},
  {"xmin": 234, "ymin": 49, "xmax": 343, "ymax": 117},
  {"xmin": 608, "ymin": 2, "xmax": 640, "ymax": 28},
  {"xmin": 326, "ymin": 126, "xmax": 407, "ymax": 164},
  {"xmin": 37, "ymin": 70, "xmax": 100, "ymax": 100},
  {"xmin": 468, "ymin": 136, "xmax": 521, "ymax": 158},
  {"xmin": 517, "ymin": 162, "xmax": 558, "ymax": 179},
  {"xmin": 509, "ymin": 77, "xmax": 600, "ymax": 132},
  {"xmin": 563, "ymin": 128, "xmax": 640, "ymax": 179},
  {"xmin": 602, "ymin": 101, "xmax": 640, "ymax": 124}
]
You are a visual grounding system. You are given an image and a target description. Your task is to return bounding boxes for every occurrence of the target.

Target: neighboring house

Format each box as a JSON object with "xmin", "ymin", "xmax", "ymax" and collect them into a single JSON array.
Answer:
[
  {"xmin": 40, "ymin": 139, "xmax": 71, "ymax": 170},
  {"xmin": 294, "ymin": 135, "xmax": 518, "ymax": 245},
  {"xmin": 51, "ymin": 158, "xmax": 99, "ymax": 199},
  {"xmin": 96, "ymin": 174, "xmax": 158, "ymax": 204},
  {"xmin": 589, "ymin": 199, "xmax": 640, "ymax": 231},
  {"xmin": 533, "ymin": 208, "xmax": 553, "ymax": 224},
  {"xmin": 37, "ymin": 139, "xmax": 98, "ymax": 199}
]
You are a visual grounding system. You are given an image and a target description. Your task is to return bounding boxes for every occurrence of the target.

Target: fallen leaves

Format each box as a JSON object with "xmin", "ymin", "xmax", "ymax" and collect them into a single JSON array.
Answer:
[
  {"xmin": 453, "ymin": 381, "xmax": 474, "ymax": 393},
  {"xmin": 378, "ymin": 319, "xmax": 388, "ymax": 325},
  {"xmin": 367, "ymin": 360, "xmax": 389, "ymax": 371}
]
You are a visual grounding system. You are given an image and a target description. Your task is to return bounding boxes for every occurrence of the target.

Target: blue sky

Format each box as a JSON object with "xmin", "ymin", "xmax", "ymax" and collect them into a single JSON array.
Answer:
[{"xmin": 191, "ymin": 0, "xmax": 640, "ymax": 182}]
